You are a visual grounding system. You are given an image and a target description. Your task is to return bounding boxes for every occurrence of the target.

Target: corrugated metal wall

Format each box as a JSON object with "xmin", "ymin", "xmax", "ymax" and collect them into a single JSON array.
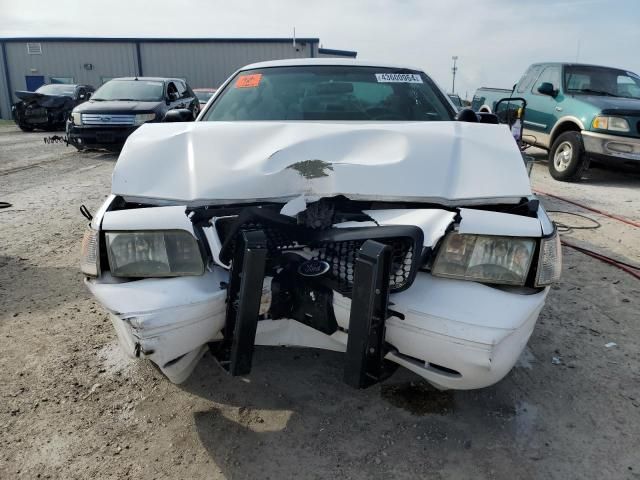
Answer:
[
  {"xmin": 1, "ymin": 40, "xmax": 140, "ymax": 118},
  {"xmin": 0, "ymin": 39, "xmax": 360, "ymax": 119},
  {"xmin": 4, "ymin": 41, "xmax": 138, "ymax": 91},
  {"xmin": 139, "ymin": 41, "xmax": 312, "ymax": 88},
  {"xmin": 0, "ymin": 44, "xmax": 10, "ymax": 119}
]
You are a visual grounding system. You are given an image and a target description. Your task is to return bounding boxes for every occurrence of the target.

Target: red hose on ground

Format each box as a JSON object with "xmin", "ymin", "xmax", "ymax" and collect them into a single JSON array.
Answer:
[
  {"xmin": 534, "ymin": 188, "xmax": 640, "ymax": 228},
  {"xmin": 561, "ymin": 239, "xmax": 640, "ymax": 280}
]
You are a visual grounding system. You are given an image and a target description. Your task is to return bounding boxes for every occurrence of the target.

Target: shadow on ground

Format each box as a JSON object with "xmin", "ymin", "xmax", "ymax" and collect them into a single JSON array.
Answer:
[{"xmin": 180, "ymin": 347, "xmax": 534, "ymax": 480}]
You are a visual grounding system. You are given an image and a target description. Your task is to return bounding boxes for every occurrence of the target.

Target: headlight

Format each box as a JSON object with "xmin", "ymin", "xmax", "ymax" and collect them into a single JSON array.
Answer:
[
  {"xmin": 80, "ymin": 228, "xmax": 100, "ymax": 276},
  {"xmin": 71, "ymin": 112, "xmax": 82, "ymax": 125},
  {"xmin": 134, "ymin": 113, "xmax": 157, "ymax": 125},
  {"xmin": 592, "ymin": 116, "xmax": 629, "ymax": 132},
  {"xmin": 535, "ymin": 230, "xmax": 562, "ymax": 286},
  {"xmin": 432, "ymin": 233, "xmax": 536, "ymax": 286},
  {"xmin": 105, "ymin": 230, "xmax": 204, "ymax": 277}
]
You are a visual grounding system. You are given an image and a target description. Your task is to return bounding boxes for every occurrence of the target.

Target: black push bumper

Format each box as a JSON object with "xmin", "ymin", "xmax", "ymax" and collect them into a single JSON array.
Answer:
[
  {"xmin": 66, "ymin": 122, "xmax": 139, "ymax": 149},
  {"xmin": 212, "ymin": 231, "xmax": 394, "ymax": 389}
]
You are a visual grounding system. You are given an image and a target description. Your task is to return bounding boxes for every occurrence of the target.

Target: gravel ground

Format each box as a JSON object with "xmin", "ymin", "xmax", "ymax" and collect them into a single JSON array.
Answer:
[{"xmin": 1, "ymin": 126, "xmax": 638, "ymax": 480}]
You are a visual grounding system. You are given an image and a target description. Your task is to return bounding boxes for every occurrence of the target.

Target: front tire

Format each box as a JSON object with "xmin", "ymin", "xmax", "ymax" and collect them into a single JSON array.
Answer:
[
  {"xmin": 548, "ymin": 131, "xmax": 589, "ymax": 182},
  {"xmin": 18, "ymin": 124, "xmax": 34, "ymax": 132}
]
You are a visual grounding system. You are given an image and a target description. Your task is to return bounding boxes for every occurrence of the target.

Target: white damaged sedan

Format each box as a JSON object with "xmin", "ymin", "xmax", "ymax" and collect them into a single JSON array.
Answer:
[{"xmin": 80, "ymin": 59, "xmax": 561, "ymax": 390}]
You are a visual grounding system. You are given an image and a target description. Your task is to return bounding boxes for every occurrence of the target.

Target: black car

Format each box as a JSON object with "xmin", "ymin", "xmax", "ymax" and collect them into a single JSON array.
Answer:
[
  {"xmin": 12, "ymin": 84, "xmax": 94, "ymax": 132},
  {"xmin": 67, "ymin": 77, "xmax": 199, "ymax": 151}
]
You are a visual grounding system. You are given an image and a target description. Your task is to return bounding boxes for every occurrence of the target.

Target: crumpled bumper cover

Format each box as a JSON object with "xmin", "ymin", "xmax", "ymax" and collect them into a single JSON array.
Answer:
[
  {"xmin": 87, "ymin": 268, "xmax": 547, "ymax": 389},
  {"xmin": 334, "ymin": 274, "xmax": 547, "ymax": 390},
  {"xmin": 86, "ymin": 270, "xmax": 229, "ymax": 382}
]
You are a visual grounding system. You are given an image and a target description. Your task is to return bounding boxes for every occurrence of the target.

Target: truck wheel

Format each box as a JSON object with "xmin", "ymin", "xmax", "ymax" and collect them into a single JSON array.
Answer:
[{"xmin": 548, "ymin": 131, "xmax": 589, "ymax": 182}]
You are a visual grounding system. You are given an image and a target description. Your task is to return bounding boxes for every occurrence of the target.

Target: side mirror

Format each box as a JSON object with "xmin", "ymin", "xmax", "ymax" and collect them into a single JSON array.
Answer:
[
  {"xmin": 537, "ymin": 82, "xmax": 557, "ymax": 97},
  {"xmin": 163, "ymin": 108, "xmax": 193, "ymax": 122}
]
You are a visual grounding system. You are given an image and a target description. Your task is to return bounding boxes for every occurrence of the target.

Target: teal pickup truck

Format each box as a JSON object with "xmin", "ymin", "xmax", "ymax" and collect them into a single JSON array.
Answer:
[{"xmin": 472, "ymin": 63, "xmax": 640, "ymax": 181}]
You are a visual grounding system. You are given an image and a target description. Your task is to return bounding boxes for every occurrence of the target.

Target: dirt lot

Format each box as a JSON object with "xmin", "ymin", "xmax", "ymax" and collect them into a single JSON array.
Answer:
[{"xmin": 1, "ymin": 126, "xmax": 638, "ymax": 480}]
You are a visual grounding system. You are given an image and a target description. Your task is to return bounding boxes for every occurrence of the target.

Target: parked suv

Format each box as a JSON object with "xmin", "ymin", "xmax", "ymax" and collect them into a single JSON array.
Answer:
[
  {"xmin": 67, "ymin": 77, "xmax": 199, "ymax": 151},
  {"xmin": 472, "ymin": 63, "xmax": 640, "ymax": 181}
]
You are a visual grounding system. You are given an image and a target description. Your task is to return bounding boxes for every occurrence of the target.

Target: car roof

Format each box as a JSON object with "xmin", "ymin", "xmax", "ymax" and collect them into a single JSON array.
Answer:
[
  {"xmin": 240, "ymin": 58, "xmax": 425, "ymax": 72},
  {"xmin": 111, "ymin": 77, "xmax": 183, "ymax": 83},
  {"xmin": 529, "ymin": 62, "xmax": 631, "ymax": 70}
]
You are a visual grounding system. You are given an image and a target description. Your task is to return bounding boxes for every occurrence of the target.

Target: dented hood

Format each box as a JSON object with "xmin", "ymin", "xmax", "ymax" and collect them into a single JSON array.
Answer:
[
  {"xmin": 14, "ymin": 90, "xmax": 73, "ymax": 108},
  {"xmin": 112, "ymin": 121, "xmax": 532, "ymax": 206}
]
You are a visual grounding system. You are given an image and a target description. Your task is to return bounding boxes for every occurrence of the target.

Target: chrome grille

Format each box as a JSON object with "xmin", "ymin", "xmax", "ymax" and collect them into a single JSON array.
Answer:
[{"xmin": 82, "ymin": 113, "xmax": 135, "ymax": 125}]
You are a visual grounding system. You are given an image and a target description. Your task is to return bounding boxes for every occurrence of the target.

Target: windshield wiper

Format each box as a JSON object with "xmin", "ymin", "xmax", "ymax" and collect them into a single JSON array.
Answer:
[
  {"xmin": 113, "ymin": 98, "xmax": 139, "ymax": 101},
  {"xmin": 575, "ymin": 88, "xmax": 618, "ymax": 97}
]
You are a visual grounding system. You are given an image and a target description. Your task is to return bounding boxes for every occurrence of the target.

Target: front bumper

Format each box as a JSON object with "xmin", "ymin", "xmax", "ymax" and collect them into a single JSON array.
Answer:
[
  {"xmin": 87, "ymin": 267, "xmax": 547, "ymax": 389},
  {"xmin": 67, "ymin": 122, "xmax": 139, "ymax": 149},
  {"xmin": 582, "ymin": 131, "xmax": 640, "ymax": 163},
  {"xmin": 335, "ymin": 274, "xmax": 547, "ymax": 390},
  {"xmin": 12, "ymin": 105, "xmax": 64, "ymax": 128}
]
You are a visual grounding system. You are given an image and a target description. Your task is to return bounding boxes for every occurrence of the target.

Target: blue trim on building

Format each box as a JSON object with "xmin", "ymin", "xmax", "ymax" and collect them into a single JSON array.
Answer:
[
  {"xmin": 1, "ymin": 42, "xmax": 13, "ymax": 117},
  {"xmin": 318, "ymin": 48, "xmax": 357, "ymax": 58},
  {"xmin": 0, "ymin": 37, "xmax": 321, "ymax": 44},
  {"xmin": 135, "ymin": 41, "xmax": 143, "ymax": 76}
]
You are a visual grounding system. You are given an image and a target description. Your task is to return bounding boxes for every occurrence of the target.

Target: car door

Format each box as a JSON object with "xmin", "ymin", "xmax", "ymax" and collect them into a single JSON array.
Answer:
[{"xmin": 523, "ymin": 65, "xmax": 563, "ymax": 147}]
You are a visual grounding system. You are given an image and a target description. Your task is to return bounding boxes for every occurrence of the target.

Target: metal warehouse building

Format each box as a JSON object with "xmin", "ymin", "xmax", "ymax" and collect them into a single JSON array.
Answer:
[{"xmin": 0, "ymin": 37, "xmax": 357, "ymax": 119}]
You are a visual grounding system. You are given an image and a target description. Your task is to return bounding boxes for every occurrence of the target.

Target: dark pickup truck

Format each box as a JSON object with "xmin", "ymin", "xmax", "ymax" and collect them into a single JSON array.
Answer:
[{"xmin": 472, "ymin": 63, "xmax": 640, "ymax": 181}]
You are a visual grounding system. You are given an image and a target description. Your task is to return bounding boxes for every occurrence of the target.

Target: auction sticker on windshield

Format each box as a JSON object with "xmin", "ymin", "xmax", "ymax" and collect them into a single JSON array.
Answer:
[
  {"xmin": 375, "ymin": 73, "xmax": 423, "ymax": 83},
  {"xmin": 235, "ymin": 74, "xmax": 263, "ymax": 88}
]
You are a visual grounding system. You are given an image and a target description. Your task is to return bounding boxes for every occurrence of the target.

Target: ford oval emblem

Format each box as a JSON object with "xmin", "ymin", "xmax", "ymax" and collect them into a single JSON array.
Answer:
[{"xmin": 298, "ymin": 259, "xmax": 330, "ymax": 277}]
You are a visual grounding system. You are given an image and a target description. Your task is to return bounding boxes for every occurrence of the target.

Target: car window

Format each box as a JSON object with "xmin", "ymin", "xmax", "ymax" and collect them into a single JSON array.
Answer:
[
  {"xmin": 92, "ymin": 80, "xmax": 164, "ymax": 101},
  {"xmin": 532, "ymin": 66, "xmax": 561, "ymax": 94},
  {"xmin": 166, "ymin": 82, "xmax": 179, "ymax": 99},
  {"xmin": 202, "ymin": 65, "xmax": 454, "ymax": 121},
  {"xmin": 617, "ymin": 75, "xmax": 640, "ymax": 98},
  {"xmin": 176, "ymin": 80, "xmax": 189, "ymax": 99},
  {"xmin": 50, "ymin": 77, "xmax": 74, "ymax": 84},
  {"xmin": 195, "ymin": 90, "xmax": 215, "ymax": 102},
  {"xmin": 564, "ymin": 66, "xmax": 640, "ymax": 99},
  {"xmin": 566, "ymin": 72, "xmax": 590, "ymax": 90},
  {"xmin": 516, "ymin": 66, "xmax": 542, "ymax": 94},
  {"xmin": 36, "ymin": 84, "xmax": 76, "ymax": 96}
]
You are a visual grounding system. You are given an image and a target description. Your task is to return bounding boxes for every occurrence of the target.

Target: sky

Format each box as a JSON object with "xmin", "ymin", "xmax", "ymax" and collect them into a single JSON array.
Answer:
[{"xmin": 1, "ymin": 0, "xmax": 639, "ymax": 99}]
